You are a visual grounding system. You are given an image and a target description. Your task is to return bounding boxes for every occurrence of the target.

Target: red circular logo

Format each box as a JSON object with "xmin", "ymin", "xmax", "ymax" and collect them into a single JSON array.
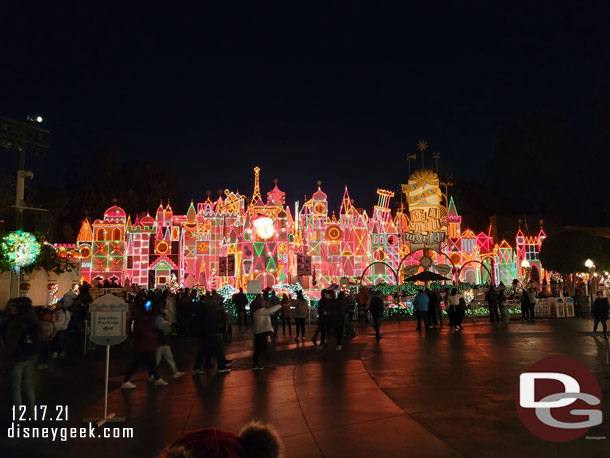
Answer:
[{"xmin": 516, "ymin": 356, "xmax": 602, "ymax": 442}]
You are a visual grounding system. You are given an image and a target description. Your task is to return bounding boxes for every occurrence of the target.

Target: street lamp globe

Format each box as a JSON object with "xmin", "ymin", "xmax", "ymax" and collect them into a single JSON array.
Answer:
[
  {"xmin": 521, "ymin": 259, "xmax": 530, "ymax": 269},
  {"xmin": 584, "ymin": 259, "xmax": 594, "ymax": 269},
  {"xmin": 36, "ymin": 115, "xmax": 43, "ymax": 123}
]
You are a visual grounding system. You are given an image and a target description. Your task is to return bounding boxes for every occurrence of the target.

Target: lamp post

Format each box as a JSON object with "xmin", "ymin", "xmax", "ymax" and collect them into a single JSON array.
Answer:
[{"xmin": 585, "ymin": 259, "xmax": 595, "ymax": 307}]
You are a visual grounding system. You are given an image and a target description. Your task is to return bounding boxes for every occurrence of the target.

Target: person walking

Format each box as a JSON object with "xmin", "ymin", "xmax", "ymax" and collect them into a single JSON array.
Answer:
[
  {"xmin": 194, "ymin": 298, "xmax": 231, "ymax": 374},
  {"xmin": 357, "ymin": 287, "xmax": 369, "ymax": 322},
  {"xmin": 122, "ymin": 303, "xmax": 167, "ymax": 389},
  {"xmin": 592, "ymin": 291, "xmax": 609, "ymax": 337},
  {"xmin": 232, "ymin": 288, "xmax": 249, "ymax": 328},
  {"xmin": 152, "ymin": 307, "xmax": 185, "ymax": 379},
  {"xmin": 414, "ymin": 290, "xmax": 430, "ymax": 330},
  {"xmin": 251, "ymin": 294, "xmax": 281, "ymax": 370},
  {"xmin": 280, "ymin": 294, "xmax": 292, "ymax": 336},
  {"xmin": 51, "ymin": 301, "xmax": 70, "ymax": 359},
  {"xmin": 293, "ymin": 291, "xmax": 308, "ymax": 342},
  {"xmin": 313, "ymin": 290, "xmax": 331, "ymax": 348},
  {"xmin": 1, "ymin": 297, "xmax": 41, "ymax": 414},
  {"xmin": 369, "ymin": 290, "xmax": 385, "ymax": 339}
]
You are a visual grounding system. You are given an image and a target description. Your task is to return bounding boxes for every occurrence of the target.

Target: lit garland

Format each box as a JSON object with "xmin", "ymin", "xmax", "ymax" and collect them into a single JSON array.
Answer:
[{"xmin": 1, "ymin": 231, "xmax": 41, "ymax": 271}]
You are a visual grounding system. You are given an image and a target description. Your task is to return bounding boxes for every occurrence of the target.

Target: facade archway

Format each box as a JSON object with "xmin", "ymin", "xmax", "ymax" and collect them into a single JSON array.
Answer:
[
  {"xmin": 359, "ymin": 262, "xmax": 398, "ymax": 286},
  {"xmin": 457, "ymin": 260, "xmax": 493, "ymax": 284}
]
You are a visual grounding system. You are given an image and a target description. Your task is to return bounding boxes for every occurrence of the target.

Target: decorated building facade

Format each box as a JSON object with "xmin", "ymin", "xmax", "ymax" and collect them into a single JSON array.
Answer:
[{"xmin": 66, "ymin": 167, "xmax": 547, "ymax": 290}]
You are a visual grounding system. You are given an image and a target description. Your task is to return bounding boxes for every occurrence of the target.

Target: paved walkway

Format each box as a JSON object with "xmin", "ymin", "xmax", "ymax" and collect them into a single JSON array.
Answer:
[{"xmin": 2, "ymin": 319, "xmax": 610, "ymax": 457}]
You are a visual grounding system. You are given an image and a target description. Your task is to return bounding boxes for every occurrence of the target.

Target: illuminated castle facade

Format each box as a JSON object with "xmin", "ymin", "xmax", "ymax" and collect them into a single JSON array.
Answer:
[{"xmin": 64, "ymin": 167, "xmax": 547, "ymax": 290}]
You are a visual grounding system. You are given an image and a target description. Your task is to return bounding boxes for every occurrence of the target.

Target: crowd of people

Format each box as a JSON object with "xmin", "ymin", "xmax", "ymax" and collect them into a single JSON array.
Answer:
[{"xmin": 2, "ymin": 280, "xmax": 609, "ymax": 420}]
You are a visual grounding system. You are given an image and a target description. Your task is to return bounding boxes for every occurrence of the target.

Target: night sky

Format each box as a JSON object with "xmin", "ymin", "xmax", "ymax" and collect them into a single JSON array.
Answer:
[{"xmin": 2, "ymin": 2, "xmax": 610, "ymax": 229}]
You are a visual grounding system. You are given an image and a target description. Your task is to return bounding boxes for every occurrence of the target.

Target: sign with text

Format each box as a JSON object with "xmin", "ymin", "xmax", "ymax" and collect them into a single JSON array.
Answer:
[
  {"xmin": 89, "ymin": 294, "xmax": 127, "ymax": 346},
  {"xmin": 402, "ymin": 231, "xmax": 446, "ymax": 251}
]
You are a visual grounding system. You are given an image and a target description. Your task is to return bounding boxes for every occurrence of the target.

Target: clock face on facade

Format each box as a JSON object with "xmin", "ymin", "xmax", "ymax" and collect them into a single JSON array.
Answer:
[
  {"xmin": 420, "ymin": 256, "xmax": 433, "ymax": 268},
  {"xmin": 325, "ymin": 225, "xmax": 342, "ymax": 241},
  {"xmin": 314, "ymin": 202, "xmax": 326, "ymax": 214},
  {"xmin": 156, "ymin": 241, "xmax": 169, "ymax": 254}
]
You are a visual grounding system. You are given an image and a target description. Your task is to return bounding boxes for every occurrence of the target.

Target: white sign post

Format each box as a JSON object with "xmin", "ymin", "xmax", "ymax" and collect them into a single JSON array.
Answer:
[{"xmin": 83, "ymin": 293, "xmax": 127, "ymax": 427}]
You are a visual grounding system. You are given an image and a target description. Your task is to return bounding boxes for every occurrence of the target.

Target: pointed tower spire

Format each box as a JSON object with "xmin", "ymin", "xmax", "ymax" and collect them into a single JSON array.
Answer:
[
  {"xmin": 186, "ymin": 200, "xmax": 196, "ymax": 223},
  {"xmin": 251, "ymin": 166, "xmax": 262, "ymax": 205}
]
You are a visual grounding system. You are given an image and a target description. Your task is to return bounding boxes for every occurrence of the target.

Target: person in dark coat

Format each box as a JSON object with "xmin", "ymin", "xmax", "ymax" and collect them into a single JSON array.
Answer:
[
  {"xmin": 486, "ymin": 286, "xmax": 499, "ymax": 322},
  {"xmin": 313, "ymin": 290, "xmax": 331, "ymax": 348},
  {"xmin": 592, "ymin": 292, "xmax": 609, "ymax": 337},
  {"xmin": 326, "ymin": 292, "xmax": 345, "ymax": 349},
  {"xmin": 122, "ymin": 303, "xmax": 167, "ymax": 389},
  {"xmin": 370, "ymin": 290, "xmax": 385, "ymax": 339},
  {"xmin": 1, "ymin": 297, "xmax": 42, "ymax": 414},
  {"xmin": 232, "ymin": 288, "xmax": 249, "ymax": 328},
  {"xmin": 520, "ymin": 289, "xmax": 530, "ymax": 321}
]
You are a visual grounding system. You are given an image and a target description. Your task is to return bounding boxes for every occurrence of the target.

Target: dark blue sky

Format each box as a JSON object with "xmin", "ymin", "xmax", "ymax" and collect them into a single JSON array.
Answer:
[{"xmin": 2, "ymin": 2, "xmax": 609, "ymax": 221}]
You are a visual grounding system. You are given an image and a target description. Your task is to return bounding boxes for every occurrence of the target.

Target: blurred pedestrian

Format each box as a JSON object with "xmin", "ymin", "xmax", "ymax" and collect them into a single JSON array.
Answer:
[
  {"xmin": 414, "ymin": 290, "xmax": 430, "ymax": 330},
  {"xmin": 357, "ymin": 287, "xmax": 369, "ymax": 322},
  {"xmin": 51, "ymin": 301, "xmax": 70, "ymax": 359},
  {"xmin": 592, "ymin": 291, "xmax": 609, "ymax": 337},
  {"xmin": 370, "ymin": 290, "xmax": 385, "ymax": 339},
  {"xmin": 37, "ymin": 309, "xmax": 55, "ymax": 370},
  {"xmin": 293, "ymin": 291, "xmax": 308, "ymax": 342},
  {"xmin": 1, "ymin": 297, "xmax": 42, "ymax": 414},
  {"xmin": 280, "ymin": 294, "xmax": 292, "ymax": 336},
  {"xmin": 152, "ymin": 307, "xmax": 184, "ymax": 379},
  {"xmin": 313, "ymin": 290, "xmax": 331, "ymax": 348},
  {"xmin": 233, "ymin": 288, "xmax": 249, "ymax": 328},
  {"xmin": 251, "ymin": 294, "xmax": 281, "ymax": 370}
]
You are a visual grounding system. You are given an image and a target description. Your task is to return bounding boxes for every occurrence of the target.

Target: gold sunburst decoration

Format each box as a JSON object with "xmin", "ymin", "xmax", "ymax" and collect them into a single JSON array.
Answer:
[{"xmin": 416, "ymin": 140, "xmax": 429, "ymax": 152}]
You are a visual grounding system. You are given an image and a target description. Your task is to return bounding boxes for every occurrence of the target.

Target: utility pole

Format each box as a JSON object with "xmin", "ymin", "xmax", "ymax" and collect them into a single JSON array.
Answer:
[
  {"xmin": 0, "ymin": 115, "xmax": 50, "ymax": 230},
  {"xmin": 1, "ymin": 115, "xmax": 49, "ymax": 299},
  {"xmin": 433, "ymin": 152, "xmax": 440, "ymax": 174}
]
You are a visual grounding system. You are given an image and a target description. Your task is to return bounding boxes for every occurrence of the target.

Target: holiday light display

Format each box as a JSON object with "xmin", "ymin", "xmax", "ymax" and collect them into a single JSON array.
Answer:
[
  {"xmin": 1, "ymin": 230, "xmax": 41, "ymax": 271},
  {"xmin": 72, "ymin": 166, "xmax": 546, "ymax": 293}
]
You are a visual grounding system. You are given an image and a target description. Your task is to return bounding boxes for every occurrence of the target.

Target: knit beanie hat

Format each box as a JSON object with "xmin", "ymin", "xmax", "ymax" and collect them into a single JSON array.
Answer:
[{"xmin": 157, "ymin": 422, "xmax": 284, "ymax": 458}]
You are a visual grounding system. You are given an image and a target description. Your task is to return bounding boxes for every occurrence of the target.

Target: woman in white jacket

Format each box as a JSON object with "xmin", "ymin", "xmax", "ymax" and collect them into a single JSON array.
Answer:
[{"xmin": 251, "ymin": 294, "xmax": 281, "ymax": 371}]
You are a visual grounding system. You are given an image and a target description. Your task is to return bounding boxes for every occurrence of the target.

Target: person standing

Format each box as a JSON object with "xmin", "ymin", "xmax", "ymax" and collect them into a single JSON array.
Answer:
[
  {"xmin": 357, "ymin": 287, "xmax": 370, "ymax": 322},
  {"xmin": 447, "ymin": 289, "xmax": 460, "ymax": 327},
  {"xmin": 344, "ymin": 291, "xmax": 356, "ymax": 338},
  {"xmin": 414, "ymin": 290, "xmax": 430, "ymax": 330},
  {"xmin": 232, "ymin": 288, "xmax": 249, "ymax": 328},
  {"xmin": 51, "ymin": 301, "xmax": 70, "ymax": 359},
  {"xmin": 592, "ymin": 292, "xmax": 609, "ymax": 337},
  {"xmin": 486, "ymin": 285, "xmax": 499, "ymax": 323},
  {"xmin": 527, "ymin": 289, "xmax": 537, "ymax": 321},
  {"xmin": 427, "ymin": 289, "xmax": 439, "ymax": 327},
  {"xmin": 369, "ymin": 290, "xmax": 385, "ymax": 339},
  {"xmin": 455, "ymin": 297, "xmax": 467, "ymax": 330},
  {"xmin": 251, "ymin": 294, "xmax": 281, "ymax": 370},
  {"xmin": 520, "ymin": 289, "xmax": 530, "ymax": 321},
  {"xmin": 1, "ymin": 298, "xmax": 41, "ymax": 414},
  {"xmin": 499, "ymin": 297, "xmax": 510, "ymax": 328},
  {"xmin": 313, "ymin": 290, "xmax": 331, "ymax": 348},
  {"xmin": 293, "ymin": 291, "xmax": 308, "ymax": 342},
  {"xmin": 37, "ymin": 309, "xmax": 55, "ymax": 370},
  {"xmin": 326, "ymin": 292, "xmax": 345, "ymax": 350},
  {"xmin": 280, "ymin": 294, "xmax": 292, "ymax": 337},
  {"xmin": 165, "ymin": 292, "xmax": 178, "ymax": 334}
]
